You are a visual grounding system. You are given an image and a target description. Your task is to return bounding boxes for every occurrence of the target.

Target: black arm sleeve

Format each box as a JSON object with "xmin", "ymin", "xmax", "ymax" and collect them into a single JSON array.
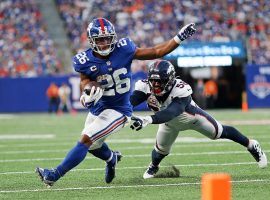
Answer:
[
  {"xmin": 130, "ymin": 90, "xmax": 148, "ymax": 107},
  {"xmin": 151, "ymin": 96, "xmax": 191, "ymax": 124}
]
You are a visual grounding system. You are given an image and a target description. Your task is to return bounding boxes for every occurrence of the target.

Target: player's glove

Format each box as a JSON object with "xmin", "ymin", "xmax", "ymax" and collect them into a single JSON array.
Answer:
[
  {"xmin": 147, "ymin": 95, "xmax": 160, "ymax": 112},
  {"xmin": 174, "ymin": 23, "xmax": 196, "ymax": 44},
  {"xmin": 130, "ymin": 115, "xmax": 153, "ymax": 131},
  {"xmin": 80, "ymin": 86, "xmax": 103, "ymax": 108}
]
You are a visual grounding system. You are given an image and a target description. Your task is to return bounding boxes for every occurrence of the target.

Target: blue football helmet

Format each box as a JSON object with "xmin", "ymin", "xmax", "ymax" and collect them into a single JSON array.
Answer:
[
  {"xmin": 148, "ymin": 60, "xmax": 176, "ymax": 96},
  {"xmin": 87, "ymin": 18, "xmax": 117, "ymax": 56}
]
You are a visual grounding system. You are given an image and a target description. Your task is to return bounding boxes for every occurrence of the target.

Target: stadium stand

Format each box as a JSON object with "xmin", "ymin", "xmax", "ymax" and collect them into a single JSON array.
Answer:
[
  {"xmin": 1, "ymin": 0, "xmax": 269, "ymax": 77},
  {"xmin": 55, "ymin": 0, "xmax": 270, "ymax": 65},
  {"xmin": 0, "ymin": 0, "xmax": 63, "ymax": 77}
]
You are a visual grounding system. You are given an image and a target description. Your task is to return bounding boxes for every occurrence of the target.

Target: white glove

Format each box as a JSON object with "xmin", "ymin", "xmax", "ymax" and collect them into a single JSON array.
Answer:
[
  {"xmin": 130, "ymin": 115, "xmax": 153, "ymax": 131},
  {"xmin": 80, "ymin": 86, "xmax": 103, "ymax": 108},
  {"xmin": 174, "ymin": 23, "xmax": 196, "ymax": 44}
]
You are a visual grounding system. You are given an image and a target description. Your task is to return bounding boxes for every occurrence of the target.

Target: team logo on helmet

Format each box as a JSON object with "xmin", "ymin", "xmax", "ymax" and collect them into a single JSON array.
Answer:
[{"xmin": 87, "ymin": 18, "xmax": 117, "ymax": 56}]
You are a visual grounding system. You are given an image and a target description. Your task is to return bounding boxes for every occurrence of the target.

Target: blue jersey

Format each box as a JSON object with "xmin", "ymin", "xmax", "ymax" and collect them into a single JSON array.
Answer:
[{"xmin": 73, "ymin": 38, "xmax": 136, "ymax": 117}]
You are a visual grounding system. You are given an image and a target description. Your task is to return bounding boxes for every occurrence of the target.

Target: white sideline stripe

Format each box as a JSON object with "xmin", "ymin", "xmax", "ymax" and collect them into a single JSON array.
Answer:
[
  {"xmin": 1, "ymin": 136, "xmax": 270, "ymax": 148},
  {"xmin": 220, "ymin": 120, "xmax": 270, "ymax": 125},
  {"xmin": 0, "ymin": 179, "xmax": 269, "ymax": 193},
  {"xmin": 0, "ymin": 143, "xmax": 233, "ymax": 154},
  {"xmin": 0, "ymin": 161, "xmax": 259, "ymax": 175},
  {"xmin": 1, "ymin": 150, "xmax": 269, "ymax": 163},
  {"xmin": 0, "ymin": 114, "xmax": 15, "ymax": 119},
  {"xmin": 0, "ymin": 139, "xmax": 226, "ymax": 148},
  {"xmin": 0, "ymin": 134, "xmax": 55, "ymax": 140}
]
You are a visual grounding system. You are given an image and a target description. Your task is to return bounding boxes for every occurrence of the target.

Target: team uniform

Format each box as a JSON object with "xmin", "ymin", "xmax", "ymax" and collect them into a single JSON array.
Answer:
[
  {"xmin": 134, "ymin": 78, "xmax": 223, "ymax": 155},
  {"xmin": 130, "ymin": 60, "xmax": 267, "ymax": 179},
  {"xmin": 73, "ymin": 37, "xmax": 135, "ymax": 150}
]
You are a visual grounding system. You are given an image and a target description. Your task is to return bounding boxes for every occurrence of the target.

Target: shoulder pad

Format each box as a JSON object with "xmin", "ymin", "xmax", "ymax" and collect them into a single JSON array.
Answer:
[
  {"xmin": 134, "ymin": 79, "xmax": 150, "ymax": 94},
  {"xmin": 73, "ymin": 51, "xmax": 91, "ymax": 73},
  {"xmin": 116, "ymin": 38, "xmax": 136, "ymax": 54},
  {"xmin": 171, "ymin": 79, "xmax": 193, "ymax": 98}
]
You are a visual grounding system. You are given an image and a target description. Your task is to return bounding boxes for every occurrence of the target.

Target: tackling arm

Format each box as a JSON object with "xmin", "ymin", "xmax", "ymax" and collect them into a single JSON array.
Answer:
[
  {"xmin": 130, "ymin": 90, "xmax": 149, "ymax": 107},
  {"xmin": 151, "ymin": 96, "xmax": 191, "ymax": 124},
  {"xmin": 130, "ymin": 96, "xmax": 191, "ymax": 131}
]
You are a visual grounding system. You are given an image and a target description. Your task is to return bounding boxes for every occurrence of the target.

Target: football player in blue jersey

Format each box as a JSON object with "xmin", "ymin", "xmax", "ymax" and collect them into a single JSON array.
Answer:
[
  {"xmin": 130, "ymin": 60, "xmax": 268, "ymax": 179},
  {"xmin": 36, "ymin": 18, "xmax": 196, "ymax": 187}
]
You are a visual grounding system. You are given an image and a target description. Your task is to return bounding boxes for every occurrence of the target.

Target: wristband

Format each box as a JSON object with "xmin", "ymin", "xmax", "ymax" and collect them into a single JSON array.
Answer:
[{"xmin": 173, "ymin": 35, "xmax": 181, "ymax": 44}]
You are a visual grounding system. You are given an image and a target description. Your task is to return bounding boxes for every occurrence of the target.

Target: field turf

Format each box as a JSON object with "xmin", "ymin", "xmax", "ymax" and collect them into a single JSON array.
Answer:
[{"xmin": 0, "ymin": 109, "xmax": 269, "ymax": 199}]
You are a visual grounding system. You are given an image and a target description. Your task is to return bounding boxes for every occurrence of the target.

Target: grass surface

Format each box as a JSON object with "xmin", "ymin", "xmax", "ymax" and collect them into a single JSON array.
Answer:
[{"xmin": 0, "ymin": 109, "xmax": 270, "ymax": 200}]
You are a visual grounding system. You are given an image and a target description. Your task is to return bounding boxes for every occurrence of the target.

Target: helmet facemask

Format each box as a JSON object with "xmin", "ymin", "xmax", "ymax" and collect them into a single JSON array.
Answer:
[
  {"xmin": 89, "ymin": 34, "xmax": 117, "ymax": 56},
  {"xmin": 149, "ymin": 76, "xmax": 174, "ymax": 96},
  {"xmin": 148, "ymin": 60, "xmax": 176, "ymax": 96}
]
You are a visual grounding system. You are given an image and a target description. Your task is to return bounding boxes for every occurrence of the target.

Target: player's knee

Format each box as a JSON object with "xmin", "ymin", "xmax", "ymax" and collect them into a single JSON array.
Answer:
[
  {"xmin": 212, "ymin": 123, "xmax": 224, "ymax": 140},
  {"xmin": 80, "ymin": 134, "xmax": 93, "ymax": 147},
  {"xmin": 154, "ymin": 144, "xmax": 170, "ymax": 155},
  {"xmin": 88, "ymin": 141, "xmax": 103, "ymax": 151}
]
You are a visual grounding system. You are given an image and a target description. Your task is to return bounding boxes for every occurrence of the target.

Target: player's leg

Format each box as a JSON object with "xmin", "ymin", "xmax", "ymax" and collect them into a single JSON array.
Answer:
[
  {"xmin": 83, "ymin": 112, "xmax": 114, "ymax": 162},
  {"xmin": 36, "ymin": 110, "xmax": 127, "ymax": 187},
  {"xmin": 220, "ymin": 125, "xmax": 267, "ymax": 168},
  {"xmin": 190, "ymin": 107, "xmax": 267, "ymax": 168},
  {"xmin": 144, "ymin": 123, "xmax": 179, "ymax": 179},
  {"xmin": 36, "ymin": 134, "xmax": 92, "ymax": 187},
  {"xmin": 84, "ymin": 109, "xmax": 128, "ymax": 183}
]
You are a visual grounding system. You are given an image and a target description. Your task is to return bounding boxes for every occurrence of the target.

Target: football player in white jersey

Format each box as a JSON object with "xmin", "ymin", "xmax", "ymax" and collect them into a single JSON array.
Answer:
[{"xmin": 130, "ymin": 60, "xmax": 268, "ymax": 179}]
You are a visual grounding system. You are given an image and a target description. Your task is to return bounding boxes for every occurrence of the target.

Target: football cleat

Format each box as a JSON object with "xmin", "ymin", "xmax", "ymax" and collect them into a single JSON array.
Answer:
[
  {"xmin": 105, "ymin": 151, "xmax": 122, "ymax": 183},
  {"xmin": 248, "ymin": 140, "xmax": 268, "ymax": 168},
  {"xmin": 35, "ymin": 167, "xmax": 61, "ymax": 187},
  {"xmin": 143, "ymin": 163, "xmax": 159, "ymax": 179}
]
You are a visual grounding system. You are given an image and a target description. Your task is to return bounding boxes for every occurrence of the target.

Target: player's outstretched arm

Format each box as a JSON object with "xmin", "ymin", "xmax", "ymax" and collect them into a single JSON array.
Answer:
[
  {"xmin": 134, "ymin": 23, "xmax": 196, "ymax": 60},
  {"xmin": 130, "ymin": 96, "xmax": 191, "ymax": 131}
]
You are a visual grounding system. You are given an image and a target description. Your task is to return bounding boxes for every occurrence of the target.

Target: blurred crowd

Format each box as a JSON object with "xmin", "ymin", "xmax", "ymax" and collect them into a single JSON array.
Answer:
[
  {"xmin": 0, "ymin": 0, "xmax": 63, "ymax": 77},
  {"xmin": 1, "ymin": 0, "xmax": 270, "ymax": 77},
  {"xmin": 56, "ymin": 0, "xmax": 270, "ymax": 66}
]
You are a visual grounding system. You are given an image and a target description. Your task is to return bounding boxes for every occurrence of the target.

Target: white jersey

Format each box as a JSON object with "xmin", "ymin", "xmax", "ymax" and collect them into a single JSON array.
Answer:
[
  {"xmin": 134, "ymin": 78, "xmax": 223, "ymax": 148},
  {"xmin": 135, "ymin": 78, "xmax": 195, "ymax": 111}
]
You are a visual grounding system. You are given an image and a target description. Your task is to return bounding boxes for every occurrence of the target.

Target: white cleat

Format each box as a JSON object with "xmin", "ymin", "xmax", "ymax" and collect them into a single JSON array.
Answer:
[
  {"xmin": 248, "ymin": 140, "xmax": 267, "ymax": 168},
  {"xmin": 143, "ymin": 163, "xmax": 159, "ymax": 179}
]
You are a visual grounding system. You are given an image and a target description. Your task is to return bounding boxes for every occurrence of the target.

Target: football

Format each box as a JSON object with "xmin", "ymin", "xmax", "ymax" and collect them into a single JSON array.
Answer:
[{"xmin": 84, "ymin": 81, "xmax": 102, "ymax": 95}]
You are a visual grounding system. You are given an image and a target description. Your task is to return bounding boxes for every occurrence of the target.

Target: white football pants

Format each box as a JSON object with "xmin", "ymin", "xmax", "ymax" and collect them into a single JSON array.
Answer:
[{"xmin": 82, "ymin": 109, "xmax": 128, "ymax": 150}]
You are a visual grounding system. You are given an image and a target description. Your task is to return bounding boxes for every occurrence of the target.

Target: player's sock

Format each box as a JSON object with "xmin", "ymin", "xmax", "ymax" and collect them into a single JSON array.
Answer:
[
  {"xmin": 89, "ymin": 143, "xmax": 113, "ymax": 162},
  {"xmin": 152, "ymin": 149, "xmax": 167, "ymax": 166},
  {"xmin": 220, "ymin": 125, "xmax": 249, "ymax": 147},
  {"xmin": 56, "ymin": 142, "xmax": 89, "ymax": 176}
]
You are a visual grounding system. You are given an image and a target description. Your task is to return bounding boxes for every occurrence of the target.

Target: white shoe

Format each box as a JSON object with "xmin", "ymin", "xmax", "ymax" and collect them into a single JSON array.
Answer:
[
  {"xmin": 248, "ymin": 140, "xmax": 267, "ymax": 168},
  {"xmin": 143, "ymin": 163, "xmax": 159, "ymax": 179}
]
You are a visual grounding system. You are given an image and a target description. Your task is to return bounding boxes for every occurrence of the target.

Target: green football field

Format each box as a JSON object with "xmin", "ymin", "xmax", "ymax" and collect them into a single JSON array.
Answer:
[{"xmin": 0, "ymin": 110, "xmax": 270, "ymax": 200}]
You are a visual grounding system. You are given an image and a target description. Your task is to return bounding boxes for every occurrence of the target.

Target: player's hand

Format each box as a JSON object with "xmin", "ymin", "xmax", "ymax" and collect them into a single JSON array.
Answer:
[
  {"xmin": 175, "ymin": 23, "xmax": 196, "ymax": 42},
  {"xmin": 147, "ymin": 95, "xmax": 160, "ymax": 112},
  {"xmin": 130, "ymin": 115, "xmax": 153, "ymax": 131},
  {"xmin": 80, "ymin": 86, "xmax": 103, "ymax": 108}
]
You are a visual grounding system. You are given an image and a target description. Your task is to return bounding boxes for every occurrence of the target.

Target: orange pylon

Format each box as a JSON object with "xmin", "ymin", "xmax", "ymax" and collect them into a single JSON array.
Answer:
[
  {"xmin": 202, "ymin": 173, "xmax": 231, "ymax": 200},
  {"xmin": 241, "ymin": 91, "xmax": 248, "ymax": 112}
]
